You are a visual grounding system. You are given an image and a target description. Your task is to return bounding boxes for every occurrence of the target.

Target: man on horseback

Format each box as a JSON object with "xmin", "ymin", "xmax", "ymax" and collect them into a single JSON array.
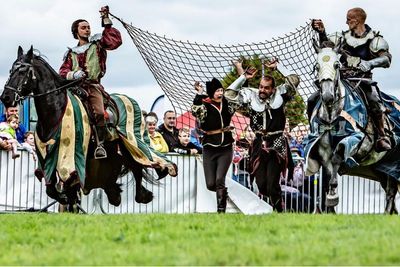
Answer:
[
  {"xmin": 308, "ymin": 7, "xmax": 392, "ymax": 152},
  {"xmin": 59, "ymin": 6, "xmax": 122, "ymax": 159},
  {"xmin": 225, "ymin": 60, "xmax": 300, "ymax": 212}
]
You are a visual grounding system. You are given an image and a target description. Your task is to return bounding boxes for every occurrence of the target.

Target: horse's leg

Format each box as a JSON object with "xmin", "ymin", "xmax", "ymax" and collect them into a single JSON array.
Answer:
[
  {"xmin": 380, "ymin": 174, "xmax": 399, "ymax": 215},
  {"xmin": 318, "ymin": 134, "xmax": 339, "ymax": 210},
  {"xmin": 132, "ymin": 160, "xmax": 154, "ymax": 204}
]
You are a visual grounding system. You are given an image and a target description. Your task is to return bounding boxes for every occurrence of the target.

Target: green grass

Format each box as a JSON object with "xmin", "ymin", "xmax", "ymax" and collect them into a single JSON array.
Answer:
[{"xmin": 0, "ymin": 213, "xmax": 399, "ymax": 265}]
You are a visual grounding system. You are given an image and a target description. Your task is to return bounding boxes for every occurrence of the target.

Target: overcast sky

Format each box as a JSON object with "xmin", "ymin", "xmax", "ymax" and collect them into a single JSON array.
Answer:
[{"xmin": 1, "ymin": 0, "xmax": 399, "ymax": 111}]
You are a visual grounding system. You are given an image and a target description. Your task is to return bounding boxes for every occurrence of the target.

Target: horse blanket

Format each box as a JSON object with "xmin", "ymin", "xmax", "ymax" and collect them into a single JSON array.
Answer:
[
  {"xmin": 304, "ymin": 81, "xmax": 400, "ymax": 180},
  {"xmin": 35, "ymin": 91, "xmax": 172, "ymax": 185}
]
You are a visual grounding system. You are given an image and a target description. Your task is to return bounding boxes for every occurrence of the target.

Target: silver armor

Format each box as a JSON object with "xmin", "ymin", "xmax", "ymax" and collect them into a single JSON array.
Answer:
[{"xmin": 369, "ymin": 36, "xmax": 389, "ymax": 54}]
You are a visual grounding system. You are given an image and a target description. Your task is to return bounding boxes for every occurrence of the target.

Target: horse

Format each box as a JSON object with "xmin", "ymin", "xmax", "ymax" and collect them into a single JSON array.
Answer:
[
  {"xmin": 1, "ymin": 46, "xmax": 177, "ymax": 212},
  {"xmin": 304, "ymin": 42, "xmax": 400, "ymax": 214}
]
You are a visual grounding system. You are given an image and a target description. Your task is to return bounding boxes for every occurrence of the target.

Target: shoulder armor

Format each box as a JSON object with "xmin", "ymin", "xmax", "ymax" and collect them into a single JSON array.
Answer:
[
  {"xmin": 369, "ymin": 36, "xmax": 389, "ymax": 54},
  {"xmin": 327, "ymin": 32, "xmax": 343, "ymax": 46},
  {"xmin": 89, "ymin": 33, "xmax": 102, "ymax": 42},
  {"xmin": 343, "ymin": 30, "xmax": 375, "ymax": 48}
]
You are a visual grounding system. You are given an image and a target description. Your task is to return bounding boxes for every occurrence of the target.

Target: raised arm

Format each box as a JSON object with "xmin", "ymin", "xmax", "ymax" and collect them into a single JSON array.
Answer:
[{"xmin": 191, "ymin": 81, "xmax": 208, "ymax": 122}]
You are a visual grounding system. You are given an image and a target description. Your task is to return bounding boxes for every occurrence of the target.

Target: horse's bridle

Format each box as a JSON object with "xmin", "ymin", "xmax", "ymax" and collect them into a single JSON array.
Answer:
[{"xmin": 4, "ymin": 60, "xmax": 82, "ymax": 103}]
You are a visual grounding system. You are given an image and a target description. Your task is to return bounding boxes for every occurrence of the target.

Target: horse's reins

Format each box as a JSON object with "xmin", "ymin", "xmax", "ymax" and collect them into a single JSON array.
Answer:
[{"xmin": 5, "ymin": 61, "xmax": 83, "ymax": 102}]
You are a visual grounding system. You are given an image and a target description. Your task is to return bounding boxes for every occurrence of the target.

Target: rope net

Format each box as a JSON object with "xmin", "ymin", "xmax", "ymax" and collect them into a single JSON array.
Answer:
[{"xmin": 112, "ymin": 14, "xmax": 318, "ymax": 139}]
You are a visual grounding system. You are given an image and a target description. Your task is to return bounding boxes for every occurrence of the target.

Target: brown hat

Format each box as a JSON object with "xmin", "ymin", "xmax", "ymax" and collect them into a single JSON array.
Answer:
[{"xmin": 206, "ymin": 78, "xmax": 223, "ymax": 98}]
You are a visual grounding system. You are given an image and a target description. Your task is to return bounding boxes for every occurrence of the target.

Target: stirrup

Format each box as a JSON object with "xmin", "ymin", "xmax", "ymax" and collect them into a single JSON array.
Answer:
[{"xmin": 94, "ymin": 145, "xmax": 107, "ymax": 159}]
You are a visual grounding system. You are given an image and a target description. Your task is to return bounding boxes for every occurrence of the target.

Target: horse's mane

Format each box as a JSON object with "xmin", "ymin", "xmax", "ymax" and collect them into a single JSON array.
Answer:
[{"xmin": 31, "ymin": 50, "xmax": 66, "ymax": 83}]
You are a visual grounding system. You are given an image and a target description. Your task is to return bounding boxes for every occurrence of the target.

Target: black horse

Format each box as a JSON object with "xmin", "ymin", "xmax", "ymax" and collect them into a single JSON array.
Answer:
[
  {"xmin": 1, "ymin": 46, "xmax": 177, "ymax": 211},
  {"xmin": 304, "ymin": 43, "xmax": 400, "ymax": 214}
]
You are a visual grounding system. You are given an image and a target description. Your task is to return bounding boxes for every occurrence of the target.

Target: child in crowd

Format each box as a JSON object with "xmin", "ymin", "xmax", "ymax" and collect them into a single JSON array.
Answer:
[
  {"xmin": 20, "ymin": 131, "xmax": 37, "ymax": 161},
  {"xmin": 173, "ymin": 127, "xmax": 202, "ymax": 155},
  {"xmin": 0, "ymin": 114, "xmax": 21, "ymax": 159}
]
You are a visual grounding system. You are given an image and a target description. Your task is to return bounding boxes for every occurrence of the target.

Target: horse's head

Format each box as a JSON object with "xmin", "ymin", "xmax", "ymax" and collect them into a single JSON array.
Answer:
[
  {"xmin": 313, "ymin": 40, "xmax": 342, "ymax": 109},
  {"xmin": 1, "ymin": 46, "xmax": 39, "ymax": 107}
]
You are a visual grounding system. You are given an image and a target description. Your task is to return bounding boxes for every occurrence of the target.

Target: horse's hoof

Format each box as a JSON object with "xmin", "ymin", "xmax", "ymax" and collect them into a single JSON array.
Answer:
[
  {"xmin": 156, "ymin": 167, "xmax": 169, "ymax": 179},
  {"xmin": 135, "ymin": 189, "xmax": 153, "ymax": 204},
  {"xmin": 104, "ymin": 184, "xmax": 123, "ymax": 206},
  {"xmin": 326, "ymin": 194, "xmax": 339, "ymax": 207},
  {"xmin": 167, "ymin": 163, "xmax": 178, "ymax": 177},
  {"xmin": 46, "ymin": 185, "xmax": 68, "ymax": 205}
]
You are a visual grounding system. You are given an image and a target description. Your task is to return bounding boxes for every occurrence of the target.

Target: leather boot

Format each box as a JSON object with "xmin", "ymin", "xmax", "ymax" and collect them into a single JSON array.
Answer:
[
  {"xmin": 216, "ymin": 187, "xmax": 228, "ymax": 213},
  {"xmin": 94, "ymin": 126, "xmax": 107, "ymax": 159},
  {"xmin": 373, "ymin": 113, "xmax": 391, "ymax": 152}
]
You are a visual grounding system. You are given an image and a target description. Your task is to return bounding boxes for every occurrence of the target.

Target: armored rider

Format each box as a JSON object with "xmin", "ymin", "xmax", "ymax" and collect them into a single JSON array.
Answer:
[{"xmin": 308, "ymin": 7, "xmax": 392, "ymax": 152}]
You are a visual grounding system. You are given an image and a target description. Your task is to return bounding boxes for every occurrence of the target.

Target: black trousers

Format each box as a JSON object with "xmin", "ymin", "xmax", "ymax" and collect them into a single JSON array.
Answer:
[
  {"xmin": 202, "ymin": 145, "xmax": 233, "ymax": 192},
  {"xmin": 250, "ymin": 136, "xmax": 284, "ymax": 205}
]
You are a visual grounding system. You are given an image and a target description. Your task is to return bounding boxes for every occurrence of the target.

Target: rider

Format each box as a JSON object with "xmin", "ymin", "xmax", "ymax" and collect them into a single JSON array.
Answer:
[
  {"xmin": 59, "ymin": 6, "xmax": 122, "ymax": 159},
  {"xmin": 308, "ymin": 7, "xmax": 392, "ymax": 152},
  {"xmin": 225, "ymin": 59, "xmax": 300, "ymax": 212}
]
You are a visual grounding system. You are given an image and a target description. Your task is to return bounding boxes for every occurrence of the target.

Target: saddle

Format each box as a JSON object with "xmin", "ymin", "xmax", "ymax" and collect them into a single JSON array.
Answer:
[{"xmin": 69, "ymin": 85, "xmax": 120, "ymax": 142}]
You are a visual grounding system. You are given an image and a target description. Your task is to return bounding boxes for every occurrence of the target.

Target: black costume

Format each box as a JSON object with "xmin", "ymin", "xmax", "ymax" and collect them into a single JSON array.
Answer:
[
  {"xmin": 191, "ymin": 78, "xmax": 236, "ymax": 213},
  {"xmin": 225, "ymin": 73, "xmax": 299, "ymax": 211}
]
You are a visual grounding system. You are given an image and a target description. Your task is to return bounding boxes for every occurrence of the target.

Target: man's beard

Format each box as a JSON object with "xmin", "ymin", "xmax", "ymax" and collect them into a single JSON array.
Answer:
[
  {"xmin": 79, "ymin": 35, "xmax": 90, "ymax": 42},
  {"xmin": 258, "ymin": 93, "xmax": 268, "ymax": 100}
]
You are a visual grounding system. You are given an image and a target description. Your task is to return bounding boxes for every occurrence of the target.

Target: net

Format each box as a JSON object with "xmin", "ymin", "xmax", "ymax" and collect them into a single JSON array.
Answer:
[{"xmin": 111, "ymin": 14, "xmax": 318, "ymax": 141}]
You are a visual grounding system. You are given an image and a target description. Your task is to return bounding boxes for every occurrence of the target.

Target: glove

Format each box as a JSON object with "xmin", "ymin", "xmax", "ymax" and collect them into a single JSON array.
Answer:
[
  {"xmin": 346, "ymin": 56, "xmax": 361, "ymax": 68},
  {"xmin": 73, "ymin": 70, "xmax": 86, "ymax": 79},
  {"xmin": 99, "ymin": 6, "xmax": 110, "ymax": 18},
  {"xmin": 358, "ymin": 60, "xmax": 372, "ymax": 72},
  {"xmin": 100, "ymin": 6, "xmax": 112, "ymax": 26}
]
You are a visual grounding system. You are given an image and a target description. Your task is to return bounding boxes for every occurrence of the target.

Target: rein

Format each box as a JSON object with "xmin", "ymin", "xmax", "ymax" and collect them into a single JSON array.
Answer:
[{"xmin": 5, "ymin": 60, "xmax": 83, "ymax": 102}]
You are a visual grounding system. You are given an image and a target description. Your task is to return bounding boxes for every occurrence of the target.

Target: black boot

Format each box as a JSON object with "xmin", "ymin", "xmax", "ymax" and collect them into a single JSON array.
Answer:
[
  {"xmin": 373, "ymin": 113, "xmax": 391, "ymax": 152},
  {"xmin": 94, "ymin": 126, "xmax": 107, "ymax": 159},
  {"xmin": 216, "ymin": 187, "xmax": 228, "ymax": 213}
]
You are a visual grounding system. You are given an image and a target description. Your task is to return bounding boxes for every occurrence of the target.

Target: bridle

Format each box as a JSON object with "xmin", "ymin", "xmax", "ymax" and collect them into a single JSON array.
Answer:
[{"xmin": 4, "ymin": 60, "xmax": 82, "ymax": 103}]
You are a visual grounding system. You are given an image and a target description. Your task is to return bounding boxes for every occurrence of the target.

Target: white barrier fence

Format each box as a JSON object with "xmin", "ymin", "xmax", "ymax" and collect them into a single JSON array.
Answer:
[{"xmin": 0, "ymin": 150, "xmax": 397, "ymax": 214}]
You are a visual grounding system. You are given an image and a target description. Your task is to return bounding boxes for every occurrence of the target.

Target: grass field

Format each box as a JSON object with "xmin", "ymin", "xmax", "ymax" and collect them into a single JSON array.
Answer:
[{"xmin": 0, "ymin": 213, "xmax": 399, "ymax": 265}]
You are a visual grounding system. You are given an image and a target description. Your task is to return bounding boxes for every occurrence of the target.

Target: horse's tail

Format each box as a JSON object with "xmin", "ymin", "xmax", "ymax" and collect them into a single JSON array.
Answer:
[
  {"xmin": 110, "ymin": 93, "xmax": 177, "ymax": 179},
  {"xmin": 118, "ymin": 144, "xmax": 160, "ymax": 186}
]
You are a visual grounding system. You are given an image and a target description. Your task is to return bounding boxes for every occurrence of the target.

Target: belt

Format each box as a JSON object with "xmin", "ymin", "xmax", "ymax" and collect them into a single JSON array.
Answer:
[
  {"xmin": 254, "ymin": 130, "xmax": 283, "ymax": 137},
  {"xmin": 204, "ymin": 126, "xmax": 234, "ymax": 135}
]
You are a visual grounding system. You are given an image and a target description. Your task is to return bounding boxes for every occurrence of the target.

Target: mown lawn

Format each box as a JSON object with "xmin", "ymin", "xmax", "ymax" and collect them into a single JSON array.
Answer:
[{"xmin": 0, "ymin": 213, "xmax": 399, "ymax": 265}]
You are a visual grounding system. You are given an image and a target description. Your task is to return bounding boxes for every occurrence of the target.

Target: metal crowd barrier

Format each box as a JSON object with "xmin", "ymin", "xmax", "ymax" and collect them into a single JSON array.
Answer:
[{"xmin": 0, "ymin": 150, "xmax": 395, "ymax": 214}]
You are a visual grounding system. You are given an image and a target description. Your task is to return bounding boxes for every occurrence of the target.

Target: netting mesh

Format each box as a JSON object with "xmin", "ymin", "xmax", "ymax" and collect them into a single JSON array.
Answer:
[{"xmin": 111, "ymin": 14, "xmax": 318, "ymax": 137}]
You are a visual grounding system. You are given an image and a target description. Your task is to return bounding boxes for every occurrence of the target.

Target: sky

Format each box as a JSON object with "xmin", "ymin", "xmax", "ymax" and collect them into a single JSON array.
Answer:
[{"xmin": 1, "ymin": 0, "xmax": 399, "ymax": 112}]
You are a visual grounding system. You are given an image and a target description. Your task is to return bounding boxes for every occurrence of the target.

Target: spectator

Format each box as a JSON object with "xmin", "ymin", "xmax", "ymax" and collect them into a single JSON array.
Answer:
[
  {"xmin": 190, "ymin": 120, "xmax": 203, "ymax": 149},
  {"xmin": 173, "ymin": 127, "xmax": 202, "ymax": 155},
  {"xmin": 157, "ymin": 110, "xmax": 179, "ymax": 152},
  {"xmin": 145, "ymin": 112, "xmax": 168, "ymax": 153},
  {"xmin": 20, "ymin": 131, "xmax": 37, "ymax": 161},
  {"xmin": 0, "ymin": 114, "xmax": 21, "ymax": 159},
  {"xmin": 0, "ymin": 104, "xmax": 26, "ymax": 143}
]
